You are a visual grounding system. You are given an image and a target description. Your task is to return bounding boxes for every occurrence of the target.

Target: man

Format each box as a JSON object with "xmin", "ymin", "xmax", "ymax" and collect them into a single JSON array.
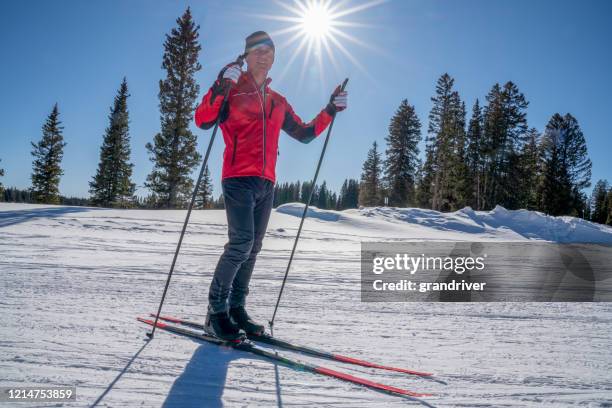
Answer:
[{"xmin": 194, "ymin": 31, "xmax": 347, "ymax": 341}]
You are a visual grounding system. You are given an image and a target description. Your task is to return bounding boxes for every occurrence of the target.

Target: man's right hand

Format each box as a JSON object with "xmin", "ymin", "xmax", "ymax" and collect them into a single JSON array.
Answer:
[{"xmin": 221, "ymin": 63, "xmax": 242, "ymax": 84}]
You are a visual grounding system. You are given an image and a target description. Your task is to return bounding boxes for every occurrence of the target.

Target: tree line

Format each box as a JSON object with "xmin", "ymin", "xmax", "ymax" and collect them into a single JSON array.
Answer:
[
  {"xmin": 272, "ymin": 179, "xmax": 360, "ymax": 210},
  {"xmin": 357, "ymin": 73, "xmax": 610, "ymax": 225}
]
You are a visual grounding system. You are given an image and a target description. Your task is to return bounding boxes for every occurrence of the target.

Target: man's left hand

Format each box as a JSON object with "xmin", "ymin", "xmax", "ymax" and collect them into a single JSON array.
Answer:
[{"xmin": 329, "ymin": 85, "xmax": 347, "ymax": 113}]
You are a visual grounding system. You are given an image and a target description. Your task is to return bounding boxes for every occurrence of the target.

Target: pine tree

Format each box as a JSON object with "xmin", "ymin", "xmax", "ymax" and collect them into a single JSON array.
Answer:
[
  {"xmin": 310, "ymin": 184, "xmax": 319, "ymax": 206},
  {"xmin": 145, "ymin": 8, "xmax": 202, "ymax": 208},
  {"xmin": 481, "ymin": 81, "xmax": 529, "ymax": 209},
  {"xmin": 317, "ymin": 181, "xmax": 329, "ymax": 209},
  {"xmin": 338, "ymin": 179, "xmax": 360, "ymax": 209},
  {"xmin": 274, "ymin": 182, "xmax": 295, "ymax": 207},
  {"xmin": 195, "ymin": 165, "xmax": 213, "ymax": 209},
  {"xmin": 552, "ymin": 114, "xmax": 591, "ymax": 190},
  {"xmin": 338, "ymin": 180, "xmax": 348, "ymax": 209},
  {"xmin": 415, "ymin": 147, "xmax": 434, "ymax": 208},
  {"xmin": 89, "ymin": 78, "xmax": 135, "ymax": 207},
  {"xmin": 517, "ymin": 128, "xmax": 541, "ymax": 210},
  {"xmin": 452, "ymin": 101, "xmax": 470, "ymax": 209},
  {"xmin": 480, "ymin": 83, "xmax": 503, "ymax": 209},
  {"xmin": 359, "ymin": 141, "xmax": 383, "ymax": 207},
  {"xmin": 590, "ymin": 180, "xmax": 609, "ymax": 224},
  {"xmin": 292, "ymin": 181, "xmax": 301, "ymax": 202},
  {"xmin": 301, "ymin": 181, "xmax": 314, "ymax": 205},
  {"xmin": 498, "ymin": 82, "xmax": 530, "ymax": 209},
  {"xmin": 31, "ymin": 104, "xmax": 66, "ymax": 204},
  {"xmin": 420, "ymin": 74, "xmax": 464, "ymax": 211},
  {"xmin": 384, "ymin": 99, "xmax": 421, "ymax": 207},
  {"xmin": 464, "ymin": 99, "xmax": 484, "ymax": 209},
  {"xmin": 606, "ymin": 190, "xmax": 612, "ymax": 226},
  {"xmin": 329, "ymin": 192, "xmax": 338, "ymax": 210},
  {"xmin": 214, "ymin": 193, "xmax": 225, "ymax": 209},
  {"xmin": 538, "ymin": 113, "xmax": 592, "ymax": 216},
  {"xmin": 538, "ymin": 139, "xmax": 572, "ymax": 216},
  {"xmin": 273, "ymin": 184, "xmax": 281, "ymax": 207},
  {"xmin": 349, "ymin": 179, "xmax": 360, "ymax": 208}
]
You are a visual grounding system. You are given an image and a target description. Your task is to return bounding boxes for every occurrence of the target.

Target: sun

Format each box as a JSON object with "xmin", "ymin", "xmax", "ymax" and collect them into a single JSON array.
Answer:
[
  {"xmin": 254, "ymin": 0, "xmax": 385, "ymax": 87},
  {"xmin": 299, "ymin": 1, "xmax": 333, "ymax": 40}
]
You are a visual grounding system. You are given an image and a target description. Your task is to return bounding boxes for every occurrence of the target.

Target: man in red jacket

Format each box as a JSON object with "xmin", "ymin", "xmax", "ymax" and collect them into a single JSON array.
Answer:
[{"xmin": 195, "ymin": 31, "xmax": 347, "ymax": 340}]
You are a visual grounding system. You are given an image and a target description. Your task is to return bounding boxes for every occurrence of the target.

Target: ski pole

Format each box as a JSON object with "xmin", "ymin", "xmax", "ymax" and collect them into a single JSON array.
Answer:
[
  {"xmin": 147, "ymin": 54, "xmax": 245, "ymax": 339},
  {"xmin": 269, "ymin": 78, "xmax": 349, "ymax": 333}
]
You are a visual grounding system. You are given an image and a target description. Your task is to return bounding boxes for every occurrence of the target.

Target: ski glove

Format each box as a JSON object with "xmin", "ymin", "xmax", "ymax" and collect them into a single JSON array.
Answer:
[
  {"xmin": 222, "ymin": 63, "xmax": 242, "ymax": 83},
  {"xmin": 211, "ymin": 62, "xmax": 243, "ymax": 100},
  {"xmin": 328, "ymin": 84, "xmax": 347, "ymax": 113}
]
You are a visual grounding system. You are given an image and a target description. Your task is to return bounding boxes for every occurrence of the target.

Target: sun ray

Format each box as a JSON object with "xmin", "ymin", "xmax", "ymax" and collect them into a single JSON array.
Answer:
[
  {"xmin": 251, "ymin": 14, "xmax": 304, "ymax": 23},
  {"xmin": 294, "ymin": 0, "xmax": 310, "ymax": 15},
  {"xmin": 276, "ymin": 28, "xmax": 305, "ymax": 52},
  {"xmin": 273, "ymin": 0, "xmax": 307, "ymax": 17},
  {"xmin": 329, "ymin": 0, "xmax": 387, "ymax": 20},
  {"xmin": 326, "ymin": 32, "xmax": 371, "ymax": 79},
  {"xmin": 268, "ymin": 25, "xmax": 303, "ymax": 39},
  {"xmin": 277, "ymin": 34, "xmax": 310, "ymax": 84},
  {"xmin": 329, "ymin": 20, "xmax": 374, "ymax": 29},
  {"xmin": 321, "ymin": 35, "xmax": 342, "ymax": 79},
  {"xmin": 251, "ymin": 0, "xmax": 383, "ymax": 90},
  {"xmin": 328, "ymin": 26, "xmax": 385, "ymax": 56},
  {"xmin": 297, "ymin": 34, "xmax": 315, "ymax": 91},
  {"xmin": 327, "ymin": 0, "xmax": 352, "ymax": 15},
  {"xmin": 315, "ymin": 35, "xmax": 326, "ymax": 97}
]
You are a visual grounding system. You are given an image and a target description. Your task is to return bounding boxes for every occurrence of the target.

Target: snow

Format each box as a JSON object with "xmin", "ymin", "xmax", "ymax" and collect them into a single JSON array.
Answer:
[{"xmin": 1, "ymin": 202, "xmax": 611, "ymax": 407}]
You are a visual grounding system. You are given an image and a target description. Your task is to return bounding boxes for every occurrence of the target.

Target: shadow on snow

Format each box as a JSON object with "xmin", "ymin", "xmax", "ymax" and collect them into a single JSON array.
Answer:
[{"xmin": 0, "ymin": 206, "xmax": 97, "ymax": 228}]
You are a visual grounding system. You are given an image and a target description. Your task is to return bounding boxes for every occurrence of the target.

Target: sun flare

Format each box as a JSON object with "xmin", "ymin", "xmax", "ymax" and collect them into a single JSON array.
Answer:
[
  {"xmin": 299, "ymin": 1, "xmax": 333, "ymax": 40},
  {"xmin": 255, "ymin": 0, "xmax": 385, "ymax": 87}
]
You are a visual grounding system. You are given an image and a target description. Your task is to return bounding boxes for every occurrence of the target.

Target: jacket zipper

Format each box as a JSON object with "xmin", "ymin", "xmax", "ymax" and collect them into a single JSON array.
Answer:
[
  {"xmin": 261, "ymin": 84, "xmax": 267, "ymax": 176},
  {"xmin": 247, "ymin": 74, "xmax": 267, "ymax": 177}
]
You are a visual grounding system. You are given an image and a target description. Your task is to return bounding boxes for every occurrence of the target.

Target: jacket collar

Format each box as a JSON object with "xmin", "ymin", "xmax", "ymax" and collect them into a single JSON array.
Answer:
[{"xmin": 241, "ymin": 71, "xmax": 273, "ymax": 92}]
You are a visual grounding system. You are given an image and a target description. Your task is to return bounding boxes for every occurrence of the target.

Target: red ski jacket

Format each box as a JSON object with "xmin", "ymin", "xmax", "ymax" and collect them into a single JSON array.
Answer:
[{"xmin": 194, "ymin": 71, "xmax": 335, "ymax": 183}]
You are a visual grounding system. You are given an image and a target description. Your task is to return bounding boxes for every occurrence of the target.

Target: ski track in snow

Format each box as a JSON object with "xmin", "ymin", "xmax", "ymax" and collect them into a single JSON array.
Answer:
[{"xmin": 1, "ymin": 203, "xmax": 611, "ymax": 407}]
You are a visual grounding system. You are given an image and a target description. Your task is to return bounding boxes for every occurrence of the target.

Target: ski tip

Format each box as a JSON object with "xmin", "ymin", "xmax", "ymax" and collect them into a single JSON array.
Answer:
[
  {"xmin": 137, "ymin": 317, "xmax": 167, "ymax": 328},
  {"xmin": 149, "ymin": 313, "xmax": 182, "ymax": 323},
  {"xmin": 314, "ymin": 366, "xmax": 433, "ymax": 398},
  {"xmin": 332, "ymin": 354, "xmax": 434, "ymax": 377}
]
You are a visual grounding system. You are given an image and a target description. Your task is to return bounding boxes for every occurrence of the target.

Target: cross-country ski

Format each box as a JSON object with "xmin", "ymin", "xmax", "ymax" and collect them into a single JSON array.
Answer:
[
  {"xmin": 138, "ymin": 317, "xmax": 432, "ymax": 399},
  {"xmin": 149, "ymin": 313, "xmax": 434, "ymax": 377}
]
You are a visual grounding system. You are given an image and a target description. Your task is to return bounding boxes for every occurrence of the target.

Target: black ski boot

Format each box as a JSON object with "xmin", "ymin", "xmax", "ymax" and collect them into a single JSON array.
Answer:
[
  {"xmin": 229, "ymin": 306, "xmax": 265, "ymax": 335},
  {"xmin": 204, "ymin": 310, "xmax": 245, "ymax": 342}
]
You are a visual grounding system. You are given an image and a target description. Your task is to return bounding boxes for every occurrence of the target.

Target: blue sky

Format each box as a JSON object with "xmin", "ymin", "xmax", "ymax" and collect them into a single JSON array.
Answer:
[{"xmin": 0, "ymin": 0, "xmax": 610, "ymax": 199}]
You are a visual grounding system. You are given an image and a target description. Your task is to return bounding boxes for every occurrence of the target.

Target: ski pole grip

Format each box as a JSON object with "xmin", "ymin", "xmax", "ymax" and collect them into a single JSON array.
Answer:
[
  {"xmin": 221, "ymin": 53, "xmax": 245, "ymax": 102},
  {"xmin": 235, "ymin": 53, "xmax": 247, "ymax": 68},
  {"xmin": 340, "ymin": 77, "xmax": 349, "ymax": 91}
]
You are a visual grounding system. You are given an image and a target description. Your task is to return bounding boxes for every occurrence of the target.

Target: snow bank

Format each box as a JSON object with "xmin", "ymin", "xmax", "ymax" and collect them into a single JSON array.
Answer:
[
  {"xmin": 275, "ymin": 202, "xmax": 612, "ymax": 244},
  {"xmin": 275, "ymin": 203, "xmax": 341, "ymax": 221}
]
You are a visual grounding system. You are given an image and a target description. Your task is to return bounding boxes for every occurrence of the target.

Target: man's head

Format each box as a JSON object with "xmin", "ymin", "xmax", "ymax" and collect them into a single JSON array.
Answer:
[{"xmin": 244, "ymin": 31, "xmax": 275, "ymax": 76}]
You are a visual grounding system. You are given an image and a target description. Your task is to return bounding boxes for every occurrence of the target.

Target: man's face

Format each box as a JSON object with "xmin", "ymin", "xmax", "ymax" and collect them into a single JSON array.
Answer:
[{"xmin": 246, "ymin": 45, "xmax": 275, "ymax": 75}]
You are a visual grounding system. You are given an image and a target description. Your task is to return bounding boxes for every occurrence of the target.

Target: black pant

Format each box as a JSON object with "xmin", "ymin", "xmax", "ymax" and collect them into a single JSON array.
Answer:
[{"xmin": 208, "ymin": 176, "xmax": 274, "ymax": 313}]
